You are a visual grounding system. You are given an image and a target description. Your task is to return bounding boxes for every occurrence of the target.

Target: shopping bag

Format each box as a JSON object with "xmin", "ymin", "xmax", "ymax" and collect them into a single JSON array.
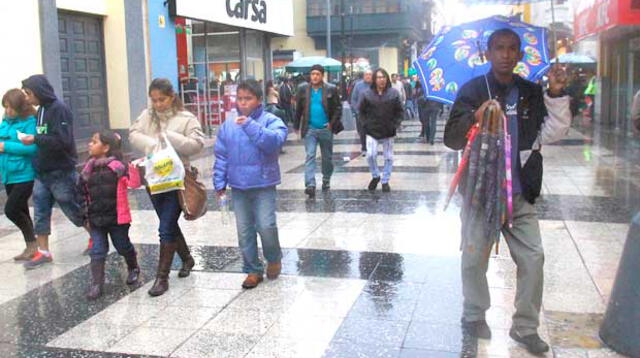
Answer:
[
  {"xmin": 178, "ymin": 166, "xmax": 208, "ymax": 220},
  {"xmin": 145, "ymin": 134, "xmax": 185, "ymax": 194}
]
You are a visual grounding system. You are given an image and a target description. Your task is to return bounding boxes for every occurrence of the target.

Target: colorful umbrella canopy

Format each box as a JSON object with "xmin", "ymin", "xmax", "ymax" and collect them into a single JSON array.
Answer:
[
  {"xmin": 413, "ymin": 15, "xmax": 550, "ymax": 105},
  {"xmin": 285, "ymin": 56, "xmax": 342, "ymax": 73}
]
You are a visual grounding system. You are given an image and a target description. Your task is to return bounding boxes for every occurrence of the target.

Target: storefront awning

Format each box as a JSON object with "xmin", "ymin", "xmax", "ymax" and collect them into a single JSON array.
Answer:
[
  {"xmin": 169, "ymin": 0, "xmax": 294, "ymax": 37},
  {"xmin": 574, "ymin": 0, "xmax": 640, "ymax": 41}
]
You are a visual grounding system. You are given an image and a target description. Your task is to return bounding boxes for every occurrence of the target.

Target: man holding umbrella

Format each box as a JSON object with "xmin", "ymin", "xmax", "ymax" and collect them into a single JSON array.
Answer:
[{"xmin": 444, "ymin": 29, "xmax": 571, "ymax": 354}]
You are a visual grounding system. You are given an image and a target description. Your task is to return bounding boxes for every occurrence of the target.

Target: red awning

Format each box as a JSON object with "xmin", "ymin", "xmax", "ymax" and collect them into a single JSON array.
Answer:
[{"xmin": 574, "ymin": 0, "xmax": 640, "ymax": 41}]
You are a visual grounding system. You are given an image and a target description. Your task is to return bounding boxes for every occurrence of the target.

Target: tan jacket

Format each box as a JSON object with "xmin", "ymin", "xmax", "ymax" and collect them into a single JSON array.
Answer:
[{"xmin": 129, "ymin": 108, "xmax": 205, "ymax": 166}]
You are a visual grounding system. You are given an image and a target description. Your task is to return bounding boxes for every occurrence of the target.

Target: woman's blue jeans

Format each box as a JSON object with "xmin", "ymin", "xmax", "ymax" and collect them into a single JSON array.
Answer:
[{"xmin": 149, "ymin": 190, "xmax": 183, "ymax": 243}]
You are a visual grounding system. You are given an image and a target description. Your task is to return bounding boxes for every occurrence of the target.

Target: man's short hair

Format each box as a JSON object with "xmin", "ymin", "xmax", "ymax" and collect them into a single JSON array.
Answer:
[
  {"xmin": 237, "ymin": 79, "xmax": 263, "ymax": 99},
  {"xmin": 487, "ymin": 28, "xmax": 522, "ymax": 51}
]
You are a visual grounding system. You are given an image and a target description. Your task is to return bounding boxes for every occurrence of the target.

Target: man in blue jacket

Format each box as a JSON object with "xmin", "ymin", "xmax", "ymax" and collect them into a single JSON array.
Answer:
[
  {"xmin": 214, "ymin": 79, "xmax": 288, "ymax": 289},
  {"xmin": 20, "ymin": 75, "xmax": 89, "ymax": 269}
]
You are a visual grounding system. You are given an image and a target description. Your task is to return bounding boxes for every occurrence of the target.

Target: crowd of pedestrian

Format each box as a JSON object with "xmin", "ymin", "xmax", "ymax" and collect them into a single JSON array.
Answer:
[{"xmin": 0, "ymin": 27, "xmax": 585, "ymax": 355}]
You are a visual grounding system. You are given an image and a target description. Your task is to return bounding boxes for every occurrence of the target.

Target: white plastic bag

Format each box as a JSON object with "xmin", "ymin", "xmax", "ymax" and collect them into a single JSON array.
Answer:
[{"xmin": 145, "ymin": 133, "xmax": 185, "ymax": 195}]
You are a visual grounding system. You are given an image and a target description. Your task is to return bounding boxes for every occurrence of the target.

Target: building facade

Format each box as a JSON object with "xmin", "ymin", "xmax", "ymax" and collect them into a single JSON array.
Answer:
[
  {"xmin": 0, "ymin": 0, "xmax": 149, "ymax": 144},
  {"xmin": 574, "ymin": 0, "xmax": 640, "ymax": 133},
  {"xmin": 302, "ymin": 0, "xmax": 434, "ymax": 75},
  {"xmin": 0, "ymin": 0, "xmax": 294, "ymax": 148}
]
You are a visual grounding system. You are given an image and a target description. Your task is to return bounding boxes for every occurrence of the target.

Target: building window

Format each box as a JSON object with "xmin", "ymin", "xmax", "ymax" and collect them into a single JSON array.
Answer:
[{"xmin": 308, "ymin": 0, "xmax": 402, "ymax": 16}]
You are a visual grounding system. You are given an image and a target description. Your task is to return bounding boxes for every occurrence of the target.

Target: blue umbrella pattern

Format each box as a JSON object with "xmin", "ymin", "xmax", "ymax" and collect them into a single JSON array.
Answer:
[{"xmin": 413, "ymin": 15, "xmax": 550, "ymax": 105}]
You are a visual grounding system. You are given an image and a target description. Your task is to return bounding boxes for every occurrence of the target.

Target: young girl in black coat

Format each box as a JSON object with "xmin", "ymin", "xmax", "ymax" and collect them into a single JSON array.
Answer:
[{"xmin": 80, "ymin": 130, "xmax": 141, "ymax": 300}]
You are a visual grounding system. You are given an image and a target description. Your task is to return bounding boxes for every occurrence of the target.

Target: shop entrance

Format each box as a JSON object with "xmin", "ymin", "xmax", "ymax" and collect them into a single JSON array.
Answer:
[{"xmin": 58, "ymin": 11, "xmax": 109, "ymax": 143}]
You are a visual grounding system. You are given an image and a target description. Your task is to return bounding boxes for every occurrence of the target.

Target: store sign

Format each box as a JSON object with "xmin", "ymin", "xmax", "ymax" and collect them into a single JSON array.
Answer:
[
  {"xmin": 174, "ymin": 0, "xmax": 294, "ymax": 36},
  {"xmin": 574, "ymin": 0, "xmax": 640, "ymax": 40}
]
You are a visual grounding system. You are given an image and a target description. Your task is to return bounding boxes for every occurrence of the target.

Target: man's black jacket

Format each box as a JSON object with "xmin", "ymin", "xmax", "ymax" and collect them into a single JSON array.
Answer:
[
  {"xmin": 359, "ymin": 87, "xmax": 404, "ymax": 140},
  {"xmin": 294, "ymin": 82, "xmax": 343, "ymax": 138},
  {"xmin": 444, "ymin": 73, "xmax": 548, "ymax": 204}
]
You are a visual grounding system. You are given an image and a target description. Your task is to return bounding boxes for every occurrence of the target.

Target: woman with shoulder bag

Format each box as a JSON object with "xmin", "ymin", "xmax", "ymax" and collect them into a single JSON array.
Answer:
[{"xmin": 130, "ymin": 78, "xmax": 205, "ymax": 297}]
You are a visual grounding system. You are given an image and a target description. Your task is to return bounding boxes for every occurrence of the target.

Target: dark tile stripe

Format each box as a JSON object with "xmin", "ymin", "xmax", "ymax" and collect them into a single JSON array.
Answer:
[
  {"xmin": 0, "ymin": 243, "xmax": 458, "ymax": 356},
  {"xmin": 286, "ymin": 165, "xmax": 456, "ymax": 174},
  {"xmin": 126, "ymin": 189, "xmax": 637, "ymax": 223}
]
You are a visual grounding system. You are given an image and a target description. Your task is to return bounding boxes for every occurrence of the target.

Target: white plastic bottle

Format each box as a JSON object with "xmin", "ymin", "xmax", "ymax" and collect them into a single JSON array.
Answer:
[{"xmin": 218, "ymin": 193, "xmax": 231, "ymax": 226}]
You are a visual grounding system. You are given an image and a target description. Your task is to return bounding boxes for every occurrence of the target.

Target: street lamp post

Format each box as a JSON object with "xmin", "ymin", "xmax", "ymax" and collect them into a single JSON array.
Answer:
[
  {"xmin": 340, "ymin": 0, "xmax": 346, "ymax": 99},
  {"xmin": 326, "ymin": 0, "xmax": 332, "ymax": 59}
]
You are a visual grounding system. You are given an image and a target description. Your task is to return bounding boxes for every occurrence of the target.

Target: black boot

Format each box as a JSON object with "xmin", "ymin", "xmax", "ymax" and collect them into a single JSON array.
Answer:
[
  {"xmin": 123, "ymin": 252, "xmax": 140, "ymax": 285},
  {"xmin": 87, "ymin": 259, "xmax": 106, "ymax": 300},
  {"xmin": 175, "ymin": 234, "xmax": 195, "ymax": 278},
  {"xmin": 148, "ymin": 242, "xmax": 177, "ymax": 297}
]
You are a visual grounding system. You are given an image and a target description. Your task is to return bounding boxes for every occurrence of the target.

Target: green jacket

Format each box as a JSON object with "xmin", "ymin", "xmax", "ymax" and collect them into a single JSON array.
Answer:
[
  {"xmin": 0, "ymin": 115, "xmax": 37, "ymax": 185},
  {"xmin": 584, "ymin": 77, "xmax": 597, "ymax": 96}
]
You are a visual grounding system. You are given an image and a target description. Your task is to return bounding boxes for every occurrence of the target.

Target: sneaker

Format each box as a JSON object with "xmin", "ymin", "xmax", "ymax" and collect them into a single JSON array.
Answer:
[
  {"xmin": 83, "ymin": 237, "xmax": 93, "ymax": 256},
  {"xmin": 368, "ymin": 177, "xmax": 380, "ymax": 191},
  {"xmin": 24, "ymin": 251, "xmax": 53, "ymax": 270},
  {"xmin": 322, "ymin": 181, "xmax": 330, "ymax": 191},
  {"xmin": 462, "ymin": 319, "xmax": 492, "ymax": 339},
  {"xmin": 361, "ymin": 151, "xmax": 366, "ymax": 157},
  {"xmin": 304, "ymin": 186, "xmax": 316, "ymax": 198},
  {"xmin": 382, "ymin": 183, "xmax": 391, "ymax": 192},
  {"xmin": 509, "ymin": 328, "xmax": 549, "ymax": 354}
]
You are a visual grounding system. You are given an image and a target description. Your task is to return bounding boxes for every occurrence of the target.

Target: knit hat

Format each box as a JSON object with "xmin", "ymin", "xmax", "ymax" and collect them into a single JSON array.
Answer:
[{"xmin": 310, "ymin": 64, "xmax": 325, "ymax": 74}]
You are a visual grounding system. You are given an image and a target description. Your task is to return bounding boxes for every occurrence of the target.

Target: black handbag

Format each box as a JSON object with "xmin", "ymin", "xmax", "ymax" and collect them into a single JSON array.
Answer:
[
  {"xmin": 521, "ymin": 139, "xmax": 543, "ymax": 204},
  {"xmin": 331, "ymin": 119, "xmax": 344, "ymax": 134}
]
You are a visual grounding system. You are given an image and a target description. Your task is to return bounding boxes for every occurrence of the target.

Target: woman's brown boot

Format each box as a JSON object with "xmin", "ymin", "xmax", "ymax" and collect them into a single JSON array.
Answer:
[{"xmin": 148, "ymin": 242, "xmax": 177, "ymax": 297}]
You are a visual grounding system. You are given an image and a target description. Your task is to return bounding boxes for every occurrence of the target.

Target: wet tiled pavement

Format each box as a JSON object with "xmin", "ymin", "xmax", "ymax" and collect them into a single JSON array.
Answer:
[{"xmin": 0, "ymin": 116, "xmax": 636, "ymax": 357}]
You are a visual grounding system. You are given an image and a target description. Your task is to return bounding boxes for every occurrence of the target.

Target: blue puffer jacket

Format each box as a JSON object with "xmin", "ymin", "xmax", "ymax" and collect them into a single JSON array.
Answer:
[
  {"xmin": 0, "ymin": 115, "xmax": 37, "ymax": 185},
  {"xmin": 214, "ymin": 105, "xmax": 288, "ymax": 191}
]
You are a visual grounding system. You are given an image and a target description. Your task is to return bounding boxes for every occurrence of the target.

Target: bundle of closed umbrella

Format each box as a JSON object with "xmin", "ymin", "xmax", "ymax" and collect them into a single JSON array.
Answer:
[{"xmin": 445, "ymin": 102, "xmax": 513, "ymax": 248}]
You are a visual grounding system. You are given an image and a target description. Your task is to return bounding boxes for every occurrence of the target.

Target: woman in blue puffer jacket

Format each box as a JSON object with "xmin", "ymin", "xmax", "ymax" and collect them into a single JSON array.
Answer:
[
  {"xmin": 214, "ymin": 79, "xmax": 288, "ymax": 289},
  {"xmin": 1, "ymin": 89, "xmax": 38, "ymax": 261}
]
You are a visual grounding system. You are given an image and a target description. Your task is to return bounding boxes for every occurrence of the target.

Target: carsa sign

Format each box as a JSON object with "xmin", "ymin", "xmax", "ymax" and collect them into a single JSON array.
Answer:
[
  {"xmin": 574, "ymin": 0, "xmax": 640, "ymax": 41},
  {"xmin": 171, "ymin": 0, "xmax": 294, "ymax": 36}
]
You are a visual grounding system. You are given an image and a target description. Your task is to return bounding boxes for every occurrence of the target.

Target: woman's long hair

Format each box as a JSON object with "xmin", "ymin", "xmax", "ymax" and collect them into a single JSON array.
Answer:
[
  {"xmin": 370, "ymin": 68, "xmax": 392, "ymax": 92},
  {"xmin": 2, "ymin": 89, "xmax": 36, "ymax": 118},
  {"xmin": 148, "ymin": 78, "xmax": 184, "ymax": 111}
]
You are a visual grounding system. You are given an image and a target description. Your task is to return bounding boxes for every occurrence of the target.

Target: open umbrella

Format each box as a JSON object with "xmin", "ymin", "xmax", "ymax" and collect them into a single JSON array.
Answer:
[
  {"xmin": 413, "ymin": 15, "xmax": 550, "ymax": 105},
  {"xmin": 552, "ymin": 53, "xmax": 596, "ymax": 64},
  {"xmin": 285, "ymin": 56, "xmax": 342, "ymax": 73},
  {"xmin": 463, "ymin": 0, "xmax": 560, "ymax": 57}
]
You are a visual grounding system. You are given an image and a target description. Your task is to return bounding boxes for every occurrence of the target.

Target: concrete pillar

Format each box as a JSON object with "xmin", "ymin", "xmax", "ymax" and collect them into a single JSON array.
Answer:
[{"xmin": 378, "ymin": 47, "xmax": 399, "ymax": 74}]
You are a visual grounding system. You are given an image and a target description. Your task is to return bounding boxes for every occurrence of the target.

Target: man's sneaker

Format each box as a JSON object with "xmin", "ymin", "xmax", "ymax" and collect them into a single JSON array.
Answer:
[
  {"xmin": 24, "ymin": 251, "xmax": 53, "ymax": 270},
  {"xmin": 304, "ymin": 186, "xmax": 316, "ymax": 198},
  {"xmin": 382, "ymin": 183, "xmax": 391, "ymax": 192},
  {"xmin": 462, "ymin": 319, "xmax": 492, "ymax": 339},
  {"xmin": 368, "ymin": 177, "xmax": 380, "ymax": 191},
  {"xmin": 509, "ymin": 328, "xmax": 549, "ymax": 354},
  {"xmin": 322, "ymin": 181, "xmax": 330, "ymax": 191}
]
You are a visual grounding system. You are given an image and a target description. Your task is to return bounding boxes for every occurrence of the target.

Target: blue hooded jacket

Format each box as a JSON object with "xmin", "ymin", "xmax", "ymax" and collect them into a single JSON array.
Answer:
[
  {"xmin": 21, "ymin": 75, "xmax": 77, "ymax": 173},
  {"xmin": 0, "ymin": 115, "xmax": 37, "ymax": 184},
  {"xmin": 214, "ymin": 106, "xmax": 288, "ymax": 191}
]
